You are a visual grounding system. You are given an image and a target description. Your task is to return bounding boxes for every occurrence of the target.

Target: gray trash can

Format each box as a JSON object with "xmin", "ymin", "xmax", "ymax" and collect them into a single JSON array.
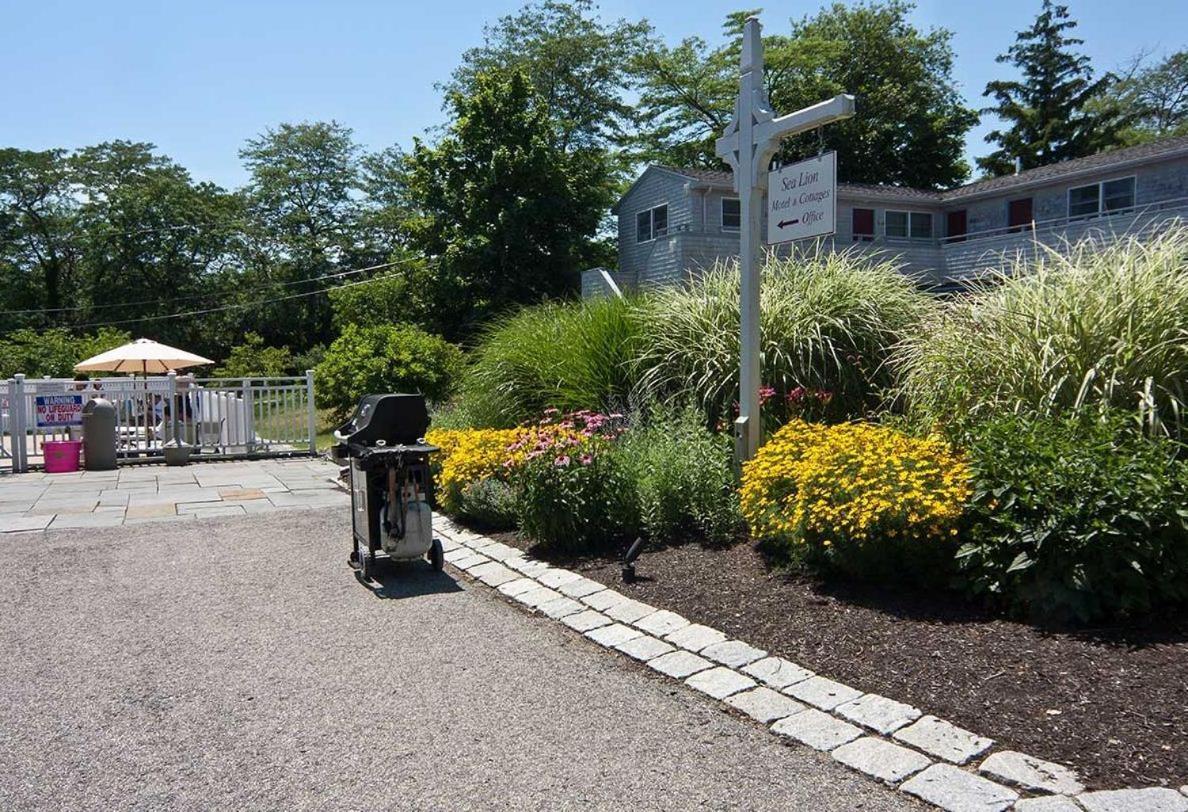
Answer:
[{"xmin": 82, "ymin": 397, "xmax": 118, "ymax": 471}]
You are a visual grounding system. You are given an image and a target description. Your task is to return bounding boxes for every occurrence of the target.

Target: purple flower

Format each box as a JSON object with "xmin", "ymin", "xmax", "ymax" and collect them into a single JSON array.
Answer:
[
  {"xmin": 579, "ymin": 453, "xmax": 593, "ymax": 465},
  {"xmin": 555, "ymin": 455, "xmax": 571, "ymax": 467}
]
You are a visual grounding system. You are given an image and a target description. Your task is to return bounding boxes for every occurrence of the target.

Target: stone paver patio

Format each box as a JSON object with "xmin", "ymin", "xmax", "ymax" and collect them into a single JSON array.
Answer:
[{"xmin": 0, "ymin": 458, "xmax": 347, "ymax": 531}]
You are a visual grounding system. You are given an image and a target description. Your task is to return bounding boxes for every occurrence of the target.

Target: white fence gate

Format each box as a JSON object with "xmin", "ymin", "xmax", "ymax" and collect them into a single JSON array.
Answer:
[{"xmin": 0, "ymin": 371, "xmax": 318, "ymax": 473}]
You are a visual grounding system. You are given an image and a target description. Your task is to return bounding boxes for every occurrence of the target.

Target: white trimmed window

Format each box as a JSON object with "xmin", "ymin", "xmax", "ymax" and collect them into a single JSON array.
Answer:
[
  {"xmin": 636, "ymin": 204, "xmax": 668, "ymax": 242},
  {"xmin": 1069, "ymin": 177, "xmax": 1135, "ymax": 219},
  {"xmin": 721, "ymin": 197, "xmax": 741, "ymax": 230},
  {"xmin": 885, "ymin": 210, "xmax": 932, "ymax": 240}
]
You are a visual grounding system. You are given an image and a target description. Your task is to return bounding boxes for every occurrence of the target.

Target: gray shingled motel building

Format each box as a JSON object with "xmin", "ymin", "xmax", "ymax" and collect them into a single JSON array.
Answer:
[{"xmin": 585, "ymin": 135, "xmax": 1188, "ymax": 297}]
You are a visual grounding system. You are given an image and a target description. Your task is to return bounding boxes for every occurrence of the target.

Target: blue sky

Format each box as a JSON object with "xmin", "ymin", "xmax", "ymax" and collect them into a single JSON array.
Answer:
[{"xmin": 2, "ymin": 0, "xmax": 1185, "ymax": 188}]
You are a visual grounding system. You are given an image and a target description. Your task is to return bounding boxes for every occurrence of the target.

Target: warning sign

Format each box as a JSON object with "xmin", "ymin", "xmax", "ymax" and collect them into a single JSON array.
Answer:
[{"xmin": 35, "ymin": 394, "xmax": 85, "ymax": 429}]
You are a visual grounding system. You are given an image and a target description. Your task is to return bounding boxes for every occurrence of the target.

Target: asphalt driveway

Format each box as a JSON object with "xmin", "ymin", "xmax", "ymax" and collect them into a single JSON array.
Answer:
[{"xmin": 0, "ymin": 508, "xmax": 919, "ymax": 811}]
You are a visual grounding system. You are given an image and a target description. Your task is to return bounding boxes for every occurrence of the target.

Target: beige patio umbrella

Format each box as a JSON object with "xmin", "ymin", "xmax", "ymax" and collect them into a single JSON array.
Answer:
[
  {"xmin": 75, "ymin": 339, "xmax": 214, "ymax": 446},
  {"xmin": 74, "ymin": 338, "xmax": 214, "ymax": 375}
]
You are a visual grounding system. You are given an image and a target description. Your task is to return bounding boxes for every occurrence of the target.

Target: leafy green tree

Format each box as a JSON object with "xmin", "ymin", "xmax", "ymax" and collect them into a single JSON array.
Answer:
[
  {"xmin": 212, "ymin": 332, "xmax": 294, "ymax": 378},
  {"xmin": 314, "ymin": 323, "xmax": 463, "ymax": 418},
  {"xmin": 0, "ymin": 327, "xmax": 130, "ymax": 379},
  {"xmin": 0, "ymin": 148, "xmax": 79, "ymax": 322},
  {"xmin": 328, "ymin": 253, "xmax": 433, "ymax": 331},
  {"xmin": 403, "ymin": 69, "xmax": 615, "ymax": 336},
  {"xmin": 240, "ymin": 122, "xmax": 361, "ymax": 256},
  {"xmin": 0, "ymin": 142, "xmax": 243, "ymax": 355},
  {"xmin": 1103, "ymin": 51, "xmax": 1188, "ymax": 143},
  {"xmin": 239, "ymin": 121, "xmax": 364, "ymax": 349},
  {"xmin": 443, "ymin": 0, "xmax": 652, "ymax": 152},
  {"xmin": 633, "ymin": 3, "xmax": 977, "ymax": 188},
  {"xmin": 358, "ymin": 146, "xmax": 416, "ymax": 265},
  {"xmin": 979, "ymin": 1, "xmax": 1127, "ymax": 176},
  {"xmin": 68, "ymin": 141, "xmax": 244, "ymax": 353}
]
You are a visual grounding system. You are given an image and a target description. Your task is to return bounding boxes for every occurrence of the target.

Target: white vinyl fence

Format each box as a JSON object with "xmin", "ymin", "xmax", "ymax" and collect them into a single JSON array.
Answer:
[{"xmin": 0, "ymin": 371, "xmax": 318, "ymax": 473}]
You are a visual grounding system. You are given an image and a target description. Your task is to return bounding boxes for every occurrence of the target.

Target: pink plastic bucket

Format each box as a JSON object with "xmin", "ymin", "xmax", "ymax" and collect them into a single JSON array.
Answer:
[{"xmin": 43, "ymin": 440, "xmax": 83, "ymax": 474}]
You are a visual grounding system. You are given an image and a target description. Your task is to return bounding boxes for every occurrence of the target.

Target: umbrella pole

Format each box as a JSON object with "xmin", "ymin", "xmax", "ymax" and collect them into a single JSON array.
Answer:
[{"xmin": 144, "ymin": 361, "xmax": 150, "ymax": 451}]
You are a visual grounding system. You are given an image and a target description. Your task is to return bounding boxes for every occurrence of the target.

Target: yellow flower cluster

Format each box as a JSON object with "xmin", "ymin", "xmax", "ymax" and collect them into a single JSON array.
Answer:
[
  {"xmin": 425, "ymin": 428, "xmax": 523, "ymax": 513},
  {"xmin": 740, "ymin": 420, "xmax": 971, "ymax": 548},
  {"xmin": 425, "ymin": 425, "xmax": 587, "ymax": 513}
]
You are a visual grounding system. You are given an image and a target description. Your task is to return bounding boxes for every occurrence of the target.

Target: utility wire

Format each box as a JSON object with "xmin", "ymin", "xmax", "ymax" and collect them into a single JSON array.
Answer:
[
  {"xmin": 0, "ymin": 257, "xmax": 413, "ymax": 316},
  {"xmin": 61, "ymin": 264, "xmax": 418, "ymax": 331}
]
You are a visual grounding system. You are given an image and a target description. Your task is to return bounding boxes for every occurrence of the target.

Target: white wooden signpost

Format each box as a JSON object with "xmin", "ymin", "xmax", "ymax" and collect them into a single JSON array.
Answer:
[{"xmin": 715, "ymin": 16, "xmax": 854, "ymax": 463}]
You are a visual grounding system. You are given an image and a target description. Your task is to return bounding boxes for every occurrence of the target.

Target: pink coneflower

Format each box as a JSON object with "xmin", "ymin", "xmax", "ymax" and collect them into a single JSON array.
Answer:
[
  {"xmin": 579, "ymin": 453, "xmax": 593, "ymax": 465},
  {"xmin": 555, "ymin": 455, "xmax": 571, "ymax": 467}
]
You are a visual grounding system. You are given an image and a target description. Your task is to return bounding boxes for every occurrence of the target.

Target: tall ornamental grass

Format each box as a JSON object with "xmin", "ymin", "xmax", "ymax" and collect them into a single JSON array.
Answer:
[
  {"xmin": 633, "ymin": 247, "xmax": 932, "ymax": 424},
  {"xmin": 460, "ymin": 295, "xmax": 643, "ymax": 428},
  {"xmin": 894, "ymin": 229, "xmax": 1188, "ymax": 437}
]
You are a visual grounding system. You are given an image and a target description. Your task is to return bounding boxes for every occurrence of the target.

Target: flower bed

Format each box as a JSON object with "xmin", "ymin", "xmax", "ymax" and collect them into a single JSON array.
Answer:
[
  {"xmin": 429, "ymin": 408, "xmax": 738, "ymax": 552},
  {"xmin": 741, "ymin": 420, "xmax": 969, "ymax": 584}
]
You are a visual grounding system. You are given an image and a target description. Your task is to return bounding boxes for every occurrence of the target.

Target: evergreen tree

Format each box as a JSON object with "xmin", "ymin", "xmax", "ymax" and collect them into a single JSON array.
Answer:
[{"xmin": 979, "ymin": 0, "xmax": 1126, "ymax": 176}]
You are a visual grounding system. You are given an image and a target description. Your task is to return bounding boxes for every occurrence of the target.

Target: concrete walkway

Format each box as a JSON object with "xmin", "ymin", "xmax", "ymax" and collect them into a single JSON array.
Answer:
[
  {"xmin": 0, "ymin": 458, "xmax": 347, "ymax": 532},
  {"xmin": 0, "ymin": 508, "xmax": 918, "ymax": 811}
]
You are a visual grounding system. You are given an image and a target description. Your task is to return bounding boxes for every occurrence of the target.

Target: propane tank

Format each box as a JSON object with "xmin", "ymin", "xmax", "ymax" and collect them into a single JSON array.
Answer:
[{"xmin": 381, "ymin": 478, "xmax": 433, "ymax": 557}]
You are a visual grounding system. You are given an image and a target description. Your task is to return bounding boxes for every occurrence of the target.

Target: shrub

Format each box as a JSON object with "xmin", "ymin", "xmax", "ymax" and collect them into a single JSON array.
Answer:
[
  {"xmin": 741, "ymin": 420, "xmax": 970, "ymax": 583},
  {"xmin": 511, "ymin": 411, "xmax": 638, "ymax": 552},
  {"xmin": 461, "ymin": 296, "xmax": 643, "ymax": 428},
  {"xmin": 291, "ymin": 343, "xmax": 326, "ymax": 374},
  {"xmin": 959, "ymin": 412, "xmax": 1188, "ymax": 622},
  {"xmin": 634, "ymin": 247, "xmax": 931, "ymax": 427},
  {"xmin": 893, "ymin": 230, "xmax": 1188, "ymax": 438},
  {"xmin": 614, "ymin": 409, "xmax": 739, "ymax": 545},
  {"xmin": 213, "ymin": 332, "xmax": 293, "ymax": 378},
  {"xmin": 456, "ymin": 479, "xmax": 519, "ymax": 531},
  {"xmin": 315, "ymin": 323, "xmax": 463, "ymax": 419}
]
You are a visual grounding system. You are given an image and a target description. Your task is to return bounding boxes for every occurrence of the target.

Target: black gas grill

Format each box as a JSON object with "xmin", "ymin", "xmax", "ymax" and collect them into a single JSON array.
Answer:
[{"xmin": 333, "ymin": 394, "xmax": 442, "ymax": 580}]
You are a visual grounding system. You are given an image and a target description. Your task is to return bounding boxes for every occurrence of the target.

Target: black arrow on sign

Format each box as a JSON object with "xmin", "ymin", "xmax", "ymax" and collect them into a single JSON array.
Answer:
[{"xmin": 777, "ymin": 218, "xmax": 800, "ymax": 229}]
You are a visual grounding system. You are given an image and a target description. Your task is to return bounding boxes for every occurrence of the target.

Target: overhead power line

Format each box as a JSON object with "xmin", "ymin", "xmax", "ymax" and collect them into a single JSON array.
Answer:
[
  {"xmin": 56, "ymin": 263, "xmax": 419, "ymax": 331},
  {"xmin": 0, "ymin": 258, "xmax": 413, "ymax": 317}
]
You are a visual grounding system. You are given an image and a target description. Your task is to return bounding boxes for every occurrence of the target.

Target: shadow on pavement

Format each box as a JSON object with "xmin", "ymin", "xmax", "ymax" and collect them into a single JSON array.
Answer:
[{"xmin": 353, "ymin": 559, "xmax": 463, "ymax": 600}]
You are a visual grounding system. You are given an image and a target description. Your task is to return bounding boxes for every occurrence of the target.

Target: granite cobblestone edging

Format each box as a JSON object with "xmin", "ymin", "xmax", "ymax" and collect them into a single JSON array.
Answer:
[{"xmin": 432, "ymin": 518, "xmax": 1188, "ymax": 812}]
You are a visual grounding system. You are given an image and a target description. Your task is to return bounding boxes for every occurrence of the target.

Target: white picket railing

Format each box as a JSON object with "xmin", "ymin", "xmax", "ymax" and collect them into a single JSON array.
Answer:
[{"xmin": 0, "ymin": 371, "xmax": 318, "ymax": 473}]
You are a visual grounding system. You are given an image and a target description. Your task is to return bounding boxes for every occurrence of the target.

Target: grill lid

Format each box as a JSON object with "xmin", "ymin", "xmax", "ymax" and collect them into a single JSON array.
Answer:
[{"xmin": 335, "ymin": 393, "xmax": 430, "ymax": 448}]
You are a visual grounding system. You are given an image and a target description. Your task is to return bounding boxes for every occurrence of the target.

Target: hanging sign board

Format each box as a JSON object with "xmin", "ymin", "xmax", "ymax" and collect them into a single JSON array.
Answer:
[
  {"xmin": 767, "ymin": 151, "xmax": 837, "ymax": 245},
  {"xmin": 35, "ymin": 394, "xmax": 85, "ymax": 428}
]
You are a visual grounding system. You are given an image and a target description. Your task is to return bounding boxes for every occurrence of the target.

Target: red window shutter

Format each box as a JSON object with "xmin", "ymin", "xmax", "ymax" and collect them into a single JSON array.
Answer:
[
  {"xmin": 852, "ymin": 208, "xmax": 874, "ymax": 241},
  {"xmin": 1008, "ymin": 198, "xmax": 1033, "ymax": 231},
  {"xmin": 946, "ymin": 210, "xmax": 967, "ymax": 242}
]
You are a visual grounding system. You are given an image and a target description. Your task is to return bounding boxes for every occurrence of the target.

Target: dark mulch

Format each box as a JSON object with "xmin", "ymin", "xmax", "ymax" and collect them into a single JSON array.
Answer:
[{"xmin": 490, "ymin": 531, "xmax": 1188, "ymax": 791}]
